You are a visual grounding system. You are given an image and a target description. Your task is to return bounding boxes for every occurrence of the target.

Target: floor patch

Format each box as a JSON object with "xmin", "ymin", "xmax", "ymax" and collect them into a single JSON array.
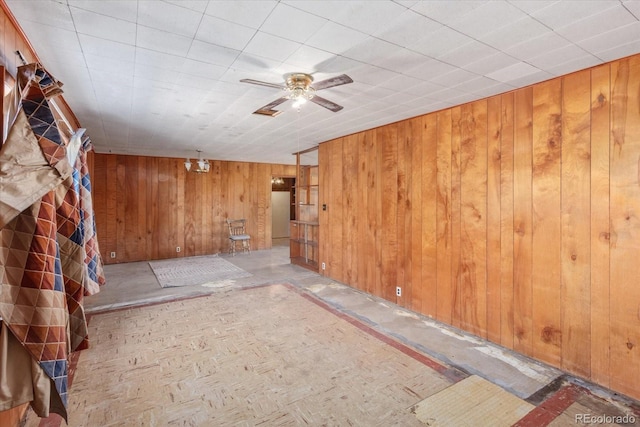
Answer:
[{"xmin": 412, "ymin": 375, "xmax": 535, "ymax": 426}]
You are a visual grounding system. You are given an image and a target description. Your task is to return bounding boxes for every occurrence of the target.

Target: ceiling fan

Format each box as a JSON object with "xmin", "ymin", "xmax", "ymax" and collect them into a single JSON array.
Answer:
[{"xmin": 240, "ymin": 73, "xmax": 353, "ymax": 116}]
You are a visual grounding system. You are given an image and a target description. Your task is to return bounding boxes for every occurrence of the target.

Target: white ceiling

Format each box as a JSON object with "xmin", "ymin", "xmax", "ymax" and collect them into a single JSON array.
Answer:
[{"xmin": 5, "ymin": 0, "xmax": 640, "ymax": 165}]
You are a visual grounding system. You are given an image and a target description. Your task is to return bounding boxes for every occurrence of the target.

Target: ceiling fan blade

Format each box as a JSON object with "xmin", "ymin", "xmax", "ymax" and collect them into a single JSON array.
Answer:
[
  {"xmin": 240, "ymin": 78, "xmax": 286, "ymax": 90},
  {"xmin": 310, "ymin": 95, "xmax": 343, "ymax": 112},
  {"xmin": 312, "ymin": 74, "xmax": 353, "ymax": 91},
  {"xmin": 253, "ymin": 96, "xmax": 288, "ymax": 116}
]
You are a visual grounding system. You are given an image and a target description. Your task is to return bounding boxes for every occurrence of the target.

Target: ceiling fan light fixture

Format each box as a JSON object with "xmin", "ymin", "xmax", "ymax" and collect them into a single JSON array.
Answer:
[
  {"xmin": 241, "ymin": 72, "xmax": 352, "ymax": 115},
  {"xmin": 184, "ymin": 159, "xmax": 192, "ymax": 172}
]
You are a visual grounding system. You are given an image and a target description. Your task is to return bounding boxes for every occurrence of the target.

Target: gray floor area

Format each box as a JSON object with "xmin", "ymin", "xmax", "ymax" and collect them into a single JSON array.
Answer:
[{"xmin": 86, "ymin": 245, "xmax": 632, "ymax": 411}]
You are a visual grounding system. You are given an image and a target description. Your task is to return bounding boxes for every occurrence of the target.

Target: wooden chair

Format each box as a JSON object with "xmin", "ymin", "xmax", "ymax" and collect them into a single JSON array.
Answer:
[{"xmin": 226, "ymin": 219, "xmax": 251, "ymax": 256}]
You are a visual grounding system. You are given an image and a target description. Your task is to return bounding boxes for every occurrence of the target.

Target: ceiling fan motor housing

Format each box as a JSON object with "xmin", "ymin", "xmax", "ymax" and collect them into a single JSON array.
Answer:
[{"xmin": 286, "ymin": 73, "xmax": 315, "ymax": 100}]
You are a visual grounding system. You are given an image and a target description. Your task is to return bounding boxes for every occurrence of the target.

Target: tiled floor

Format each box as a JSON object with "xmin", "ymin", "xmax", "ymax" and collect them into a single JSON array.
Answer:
[{"xmin": 27, "ymin": 245, "xmax": 640, "ymax": 426}]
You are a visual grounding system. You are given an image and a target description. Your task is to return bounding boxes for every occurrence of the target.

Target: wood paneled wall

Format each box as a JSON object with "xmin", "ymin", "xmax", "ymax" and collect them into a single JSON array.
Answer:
[
  {"xmin": 92, "ymin": 154, "xmax": 295, "ymax": 264},
  {"xmin": 318, "ymin": 55, "xmax": 640, "ymax": 401}
]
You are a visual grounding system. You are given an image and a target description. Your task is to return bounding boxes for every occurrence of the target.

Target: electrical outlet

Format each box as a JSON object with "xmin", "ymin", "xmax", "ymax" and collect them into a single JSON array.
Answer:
[
  {"xmin": 110, "ymin": 252, "xmax": 116, "ymax": 258},
  {"xmin": 176, "ymin": 246, "xmax": 181, "ymax": 253},
  {"xmin": 321, "ymin": 262, "xmax": 326, "ymax": 270},
  {"xmin": 396, "ymin": 286, "xmax": 402, "ymax": 297}
]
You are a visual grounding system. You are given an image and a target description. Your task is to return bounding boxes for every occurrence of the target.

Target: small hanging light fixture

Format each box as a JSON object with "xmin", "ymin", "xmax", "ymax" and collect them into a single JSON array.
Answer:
[{"xmin": 185, "ymin": 150, "xmax": 209, "ymax": 173}]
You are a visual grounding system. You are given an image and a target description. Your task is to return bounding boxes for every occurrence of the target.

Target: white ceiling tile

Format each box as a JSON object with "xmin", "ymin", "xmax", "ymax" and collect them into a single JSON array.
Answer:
[
  {"xmin": 527, "ymin": 44, "xmax": 592, "ymax": 70},
  {"xmin": 470, "ymin": 82, "xmax": 516, "ymax": 98},
  {"xmin": 287, "ymin": 0, "xmax": 406, "ymax": 35},
  {"xmin": 83, "ymin": 52, "xmax": 133, "ymax": 78},
  {"xmin": 213, "ymin": 80, "xmax": 255, "ymax": 97},
  {"xmin": 103, "ymin": 119, "xmax": 130, "ymax": 139},
  {"xmin": 461, "ymin": 52, "xmax": 520, "ymax": 76},
  {"xmin": 479, "ymin": 17, "xmax": 552, "ymax": 51},
  {"xmin": 134, "ymin": 64, "xmax": 180, "ymax": 85},
  {"xmin": 187, "ymin": 40, "xmax": 241, "ymax": 67},
  {"xmin": 595, "ymin": 40, "xmax": 640, "ymax": 62},
  {"xmin": 284, "ymin": 46, "xmax": 336, "ymax": 70},
  {"xmin": 503, "ymin": 70, "xmax": 553, "ymax": 88},
  {"xmin": 343, "ymin": 37, "xmax": 399, "ymax": 64},
  {"xmin": 408, "ymin": 26, "xmax": 474, "ymax": 58},
  {"xmin": 429, "ymin": 68, "xmax": 478, "ymax": 87},
  {"xmin": 243, "ymin": 32, "xmax": 301, "ymax": 62},
  {"xmin": 373, "ymin": 9, "xmax": 442, "ymax": 48},
  {"xmin": 282, "ymin": 1, "xmax": 349, "ymax": 22},
  {"xmin": 623, "ymin": 0, "xmax": 640, "ymax": 18},
  {"xmin": 447, "ymin": 1, "xmax": 528, "ymax": 39},
  {"xmin": 40, "ymin": 57, "xmax": 89, "ymax": 88},
  {"xmin": 381, "ymin": 90, "xmax": 427, "ymax": 107},
  {"xmin": 485, "ymin": 61, "xmax": 542, "ymax": 83},
  {"xmin": 546, "ymin": 55, "xmax": 603, "ymax": 77},
  {"xmin": 404, "ymin": 58, "xmax": 458, "ymax": 81},
  {"xmin": 137, "ymin": 1, "xmax": 203, "ymax": 38},
  {"xmin": 306, "ymin": 22, "xmax": 369, "ymax": 55},
  {"xmin": 68, "ymin": 0, "xmax": 138, "ymax": 22},
  {"xmin": 174, "ymin": 73, "xmax": 222, "ymax": 90},
  {"xmin": 91, "ymin": 75, "xmax": 133, "ymax": 97},
  {"xmin": 78, "ymin": 34, "xmax": 135, "ymax": 62},
  {"xmin": 56, "ymin": 67, "xmax": 93, "ymax": 91},
  {"xmin": 504, "ymin": 32, "xmax": 571, "ymax": 61},
  {"xmin": 260, "ymin": 3, "xmax": 327, "ymax": 43},
  {"xmin": 5, "ymin": 0, "xmax": 74, "ymax": 30},
  {"xmin": 226, "ymin": 54, "xmax": 281, "ymax": 82},
  {"xmin": 578, "ymin": 21, "xmax": 640, "ymax": 54},
  {"xmin": 312, "ymin": 55, "xmax": 363, "ymax": 75},
  {"xmin": 70, "ymin": 7, "xmax": 136, "ymax": 45},
  {"xmin": 452, "ymin": 76, "xmax": 503, "ymax": 95},
  {"xmin": 17, "ymin": 21, "xmax": 81, "ymax": 53},
  {"xmin": 179, "ymin": 59, "xmax": 227, "ymax": 80},
  {"xmin": 347, "ymin": 67, "xmax": 397, "ymax": 87},
  {"xmin": 508, "ymin": 0, "xmax": 559, "ymax": 14},
  {"xmin": 437, "ymin": 41, "xmax": 499, "ymax": 68},
  {"xmin": 165, "ymin": 1, "xmax": 209, "ymax": 13},
  {"xmin": 373, "ymin": 48, "xmax": 429, "ymax": 73},
  {"xmin": 447, "ymin": 92, "xmax": 481, "ymax": 105},
  {"xmin": 137, "ymin": 26, "xmax": 193, "ymax": 57},
  {"xmin": 554, "ymin": 5, "xmax": 637, "ymax": 43},
  {"xmin": 395, "ymin": 0, "xmax": 420, "ymax": 7},
  {"xmin": 195, "ymin": 15, "xmax": 256, "ymax": 51},
  {"xmin": 333, "ymin": 1, "xmax": 408, "ymax": 35},
  {"xmin": 410, "ymin": 0, "xmax": 488, "ymax": 24},
  {"xmin": 531, "ymin": 1, "xmax": 619, "ymax": 29},
  {"xmin": 378, "ymin": 75, "xmax": 435, "ymax": 93},
  {"xmin": 204, "ymin": 1, "xmax": 278, "ymax": 29},
  {"xmin": 135, "ymin": 48, "xmax": 186, "ymax": 72}
]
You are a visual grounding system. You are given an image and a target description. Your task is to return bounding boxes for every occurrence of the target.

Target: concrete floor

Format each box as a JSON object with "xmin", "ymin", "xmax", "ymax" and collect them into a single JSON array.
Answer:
[{"xmin": 31, "ymin": 245, "xmax": 639, "ymax": 426}]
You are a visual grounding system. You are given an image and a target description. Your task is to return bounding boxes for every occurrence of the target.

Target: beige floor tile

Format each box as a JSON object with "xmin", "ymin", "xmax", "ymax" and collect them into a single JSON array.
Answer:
[
  {"xmin": 412, "ymin": 375, "xmax": 535, "ymax": 426},
  {"xmin": 65, "ymin": 284, "xmax": 452, "ymax": 426}
]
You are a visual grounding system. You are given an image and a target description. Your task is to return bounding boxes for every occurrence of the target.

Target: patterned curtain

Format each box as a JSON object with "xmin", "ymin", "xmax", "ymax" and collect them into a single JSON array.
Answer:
[{"xmin": 0, "ymin": 63, "xmax": 105, "ymax": 420}]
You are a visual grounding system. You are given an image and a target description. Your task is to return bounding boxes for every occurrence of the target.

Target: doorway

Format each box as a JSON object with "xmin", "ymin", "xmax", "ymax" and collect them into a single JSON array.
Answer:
[{"xmin": 271, "ymin": 177, "xmax": 295, "ymax": 247}]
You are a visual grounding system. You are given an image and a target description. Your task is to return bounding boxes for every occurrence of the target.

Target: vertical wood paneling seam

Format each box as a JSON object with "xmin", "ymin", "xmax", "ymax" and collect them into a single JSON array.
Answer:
[
  {"xmin": 560, "ymin": 77, "xmax": 565, "ymax": 365},
  {"xmin": 529, "ymin": 90, "xmax": 534, "ymax": 353},
  {"xmin": 485, "ymin": 100, "xmax": 491, "ymax": 340},
  {"xmin": 606, "ymin": 65, "xmax": 612, "ymax": 388}
]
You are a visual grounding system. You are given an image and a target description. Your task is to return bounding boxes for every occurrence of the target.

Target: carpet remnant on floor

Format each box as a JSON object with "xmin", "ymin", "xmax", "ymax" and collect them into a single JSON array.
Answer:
[{"xmin": 149, "ymin": 255, "xmax": 252, "ymax": 288}]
